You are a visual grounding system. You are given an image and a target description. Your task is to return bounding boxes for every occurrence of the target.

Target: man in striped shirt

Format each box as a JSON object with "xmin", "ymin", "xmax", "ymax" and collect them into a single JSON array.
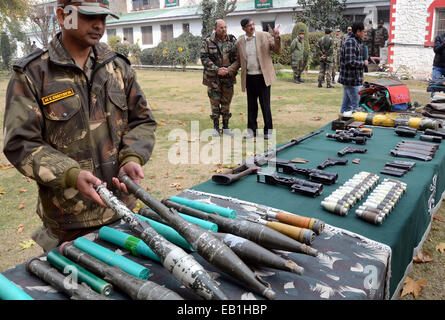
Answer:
[{"xmin": 338, "ymin": 21, "xmax": 368, "ymax": 114}]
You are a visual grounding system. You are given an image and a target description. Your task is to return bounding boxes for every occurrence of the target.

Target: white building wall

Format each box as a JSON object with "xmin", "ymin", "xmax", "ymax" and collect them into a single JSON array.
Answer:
[{"xmin": 391, "ymin": 0, "xmax": 435, "ymax": 78}]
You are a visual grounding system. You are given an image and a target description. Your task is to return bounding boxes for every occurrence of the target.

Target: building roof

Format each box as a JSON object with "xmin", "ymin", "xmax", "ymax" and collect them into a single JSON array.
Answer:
[{"xmin": 106, "ymin": 0, "xmax": 390, "ymax": 25}]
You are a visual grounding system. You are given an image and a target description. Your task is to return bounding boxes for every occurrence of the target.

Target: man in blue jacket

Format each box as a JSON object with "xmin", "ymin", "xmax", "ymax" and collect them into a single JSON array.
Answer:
[
  {"xmin": 338, "ymin": 21, "xmax": 368, "ymax": 113},
  {"xmin": 431, "ymin": 32, "xmax": 445, "ymax": 98}
]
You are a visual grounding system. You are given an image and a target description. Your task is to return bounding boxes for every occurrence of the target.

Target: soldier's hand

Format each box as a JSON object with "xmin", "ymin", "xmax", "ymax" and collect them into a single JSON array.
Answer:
[
  {"xmin": 112, "ymin": 161, "xmax": 144, "ymax": 194},
  {"xmin": 76, "ymin": 170, "xmax": 108, "ymax": 207},
  {"xmin": 364, "ymin": 60, "xmax": 369, "ymax": 67},
  {"xmin": 218, "ymin": 67, "xmax": 228, "ymax": 76}
]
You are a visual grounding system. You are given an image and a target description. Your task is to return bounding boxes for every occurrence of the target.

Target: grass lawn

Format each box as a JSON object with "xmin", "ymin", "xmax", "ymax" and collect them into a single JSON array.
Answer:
[{"xmin": 0, "ymin": 69, "xmax": 443, "ymax": 300}]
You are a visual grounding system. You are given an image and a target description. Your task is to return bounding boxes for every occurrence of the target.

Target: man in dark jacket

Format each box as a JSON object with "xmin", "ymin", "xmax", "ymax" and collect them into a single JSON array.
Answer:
[
  {"xmin": 432, "ymin": 32, "xmax": 445, "ymax": 98},
  {"xmin": 338, "ymin": 21, "xmax": 368, "ymax": 113}
]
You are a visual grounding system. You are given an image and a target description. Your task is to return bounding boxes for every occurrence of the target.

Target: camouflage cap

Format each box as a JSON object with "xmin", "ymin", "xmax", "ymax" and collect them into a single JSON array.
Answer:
[{"xmin": 58, "ymin": 0, "xmax": 119, "ymax": 19}]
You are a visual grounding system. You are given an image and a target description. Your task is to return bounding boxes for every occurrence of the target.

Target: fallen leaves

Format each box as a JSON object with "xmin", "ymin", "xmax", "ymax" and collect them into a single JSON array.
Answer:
[
  {"xmin": 312, "ymin": 116, "xmax": 322, "ymax": 121},
  {"xmin": 436, "ymin": 243, "xmax": 445, "ymax": 254},
  {"xmin": 16, "ymin": 224, "xmax": 25, "ymax": 235},
  {"xmin": 19, "ymin": 188, "xmax": 27, "ymax": 193},
  {"xmin": 413, "ymin": 250, "xmax": 433, "ymax": 263},
  {"xmin": 433, "ymin": 215, "xmax": 444, "ymax": 223},
  {"xmin": 18, "ymin": 201, "xmax": 26, "ymax": 210},
  {"xmin": 169, "ymin": 182, "xmax": 183, "ymax": 191},
  {"xmin": 19, "ymin": 239, "xmax": 36, "ymax": 250},
  {"xmin": 401, "ymin": 277, "xmax": 427, "ymax": 299},
  {"xmin": 0, "ymin": 186, "xmax": 5, "ymax": 196},
  {"xmin": 0, "ymin": 163, "xmax": 14, "ymax": 170}
]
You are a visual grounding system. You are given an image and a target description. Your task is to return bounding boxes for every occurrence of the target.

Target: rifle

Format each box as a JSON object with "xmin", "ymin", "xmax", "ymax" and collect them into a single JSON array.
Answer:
[
  {"xmin": 274, "ymin": 158, "xmax": 338, "ymax": 185},
  {"xmin": 212, "ymin": 129, "xmax": 324, "ymax": 185},
  {"xmin": 257, "ymin": 172, "xmax": 323, "ymax": 197}
]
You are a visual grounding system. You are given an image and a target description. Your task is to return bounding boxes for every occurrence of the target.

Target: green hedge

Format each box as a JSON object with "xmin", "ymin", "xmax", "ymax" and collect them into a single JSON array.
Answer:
[
  {"xmin": 140, "ymin": 32, "xmax": 202, "ymax": 66},
  {"xmin": 271, "ymin": 33, "xmax": 292, "ymax": 66},
  {"xmin": 308, "ymin": 31, "xmax": 325, "ymax": 69}
]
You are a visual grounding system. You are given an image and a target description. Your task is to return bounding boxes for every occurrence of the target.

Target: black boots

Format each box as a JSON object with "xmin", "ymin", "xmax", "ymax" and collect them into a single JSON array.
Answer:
[
  {"xmin": 327, "ymin": 83, "xmax": 335, "ymax": 88},
  {"xmin": 318, "ymin": 81, "xmax": 323, "ymax": 88},
  {"xmin": 222, "ymin": 119, "xmax": 234, "ymax": 136},
  {"xmin": 297, "ymin": 75, "xmax": 304, "ymax": 83},
  {"xmin": 212, "ymin": 118, "xmax": 220, "ymax": 137}
]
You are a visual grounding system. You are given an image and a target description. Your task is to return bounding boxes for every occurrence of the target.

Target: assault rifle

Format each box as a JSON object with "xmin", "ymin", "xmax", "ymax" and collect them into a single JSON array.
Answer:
[
  {"xmin": 257, "ymin": 172, "xmax": 323, "ymax": 197},
  {"xmin": 273, "ymin": 158, "xmax": 338, "ymax": 185},
  {"xmin": 212, "ymin": 130, "xmax": 324, "ymax": 185}
]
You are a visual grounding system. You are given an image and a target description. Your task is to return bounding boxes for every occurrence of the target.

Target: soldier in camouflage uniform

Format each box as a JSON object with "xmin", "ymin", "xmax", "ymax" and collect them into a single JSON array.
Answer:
[
  {"xmin": 3, "ymin": 0, "xmax": 157, "ymax": 252},
  {"xmin": 363, "ymin": 21, "xmax": 375, "ymax": 61},
  {"xmin": 317, "ymin": 29, "xmax": 335, "ymax": 88},
  {"xmin": 201, "ymin": 19, "xmax": 238, "ymax": 137},
  {"xmin": 290, "ymin": 29, "xmax": 305, "ymax": 84},
  {"xmin": 331, "ymin": 29, "xmax": 342, "ymax": 84},
  {"xmin": 373, "ymin": 20, "xmax": 389, "ymax": 57}
]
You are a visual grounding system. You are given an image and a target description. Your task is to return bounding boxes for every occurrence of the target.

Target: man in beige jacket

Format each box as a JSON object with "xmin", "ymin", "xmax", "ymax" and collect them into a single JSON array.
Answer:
[{"xmin": 228, "ymin": 17, "xmax": 281, "ymax": 139}]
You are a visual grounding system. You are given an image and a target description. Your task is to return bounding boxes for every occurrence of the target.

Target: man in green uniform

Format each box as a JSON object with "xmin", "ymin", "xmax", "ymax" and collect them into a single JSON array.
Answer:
[
  {"xmin": 317, "ymin": 28, "xmax": 334, "ymax": 88},
  {"xmin": 3, "ymin": 0, "xmax": 157, "ymax": 251},
  {"xmin": 201, "ymin": 19, "xmax": 238, "ymax": 137},
  {"xmin": 373, "ymin": 20, "xmax": 389, "ymax": 57},
  {"xmin": 331, "ymin": 28, "xmax": 342, "ymax": 84},
  {"xmin": 290, "ymin": 29, "xmax": 305, "ymax": 83}
]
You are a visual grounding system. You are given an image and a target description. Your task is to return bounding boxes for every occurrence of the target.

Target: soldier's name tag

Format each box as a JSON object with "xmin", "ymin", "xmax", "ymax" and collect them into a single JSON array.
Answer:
[{"xmin": 42, "ymin": 88, "xmax": 75, "ymax": 105}]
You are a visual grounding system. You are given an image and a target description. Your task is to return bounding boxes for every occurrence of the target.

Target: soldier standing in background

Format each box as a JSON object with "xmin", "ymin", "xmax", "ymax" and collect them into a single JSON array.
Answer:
[
  {"xmin": 363, "ymin": 20, "xmax": 375, "ymax": 61},
  {"xmin": 317, "ymin": 28, "xmax": 335, "ymax": 88},
  {"xmin": 290, "ymin": 29, "xmax": 306, "ymax": 84},
  {"xmin": 201, "ymin": 19, "xmax": 238, "ymax": 137},
  {"xmin": 3, "ymin": 0, "xmax": 157, "ymax": 252},
  {"xmin": 331, "ymin": 28, "xmax": 342, "ymax": 84},
  {"xmin": 373, "ymin": 20, "xmax": 389, "ymax": 57}
]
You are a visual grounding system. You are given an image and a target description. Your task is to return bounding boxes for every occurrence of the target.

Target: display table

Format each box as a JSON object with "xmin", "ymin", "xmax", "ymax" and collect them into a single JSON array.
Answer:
[{"xmin": 1, "ymin": 125, "xmax": 442, "ymax": 300}]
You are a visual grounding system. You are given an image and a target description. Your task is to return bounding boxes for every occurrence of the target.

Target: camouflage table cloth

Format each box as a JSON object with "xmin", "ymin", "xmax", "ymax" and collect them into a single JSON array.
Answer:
[{"xmin": 1, "ymin": 189, "xmax": 390, "ymax": 300}]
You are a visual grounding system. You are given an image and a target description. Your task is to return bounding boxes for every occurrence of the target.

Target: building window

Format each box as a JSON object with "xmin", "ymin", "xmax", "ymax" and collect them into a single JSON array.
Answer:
[
  {"xmin": 141, "ymin": 26, "xmax": 153, "ymax": 45},
  {"xmin": 133, "ymin": 0, "xmax": 159, "ymax": 10},
  {"xmin": 107, "ymin": 29, "xmax": 116, "ymax": 38},
  {"xmin": 161, "ymin": 24, "xmax": 173, "ymax": 42},
  {"xmin": 262, "ymin": 21, "xmax": 275, "ymax": 32},
  {"xmin": 123, "ymin": 27, "xmax": 134, "ymax": 44},
  {"xmin": 435, "ymin": 8, "xmax": 445, "ymax": 38},
  {"xmin": 183, "ymin": 23, "xmax": 190, "ymax": 33},
  {"xmin": 377, "ymin": 9, "xmax": 390, "ymax": 24}
]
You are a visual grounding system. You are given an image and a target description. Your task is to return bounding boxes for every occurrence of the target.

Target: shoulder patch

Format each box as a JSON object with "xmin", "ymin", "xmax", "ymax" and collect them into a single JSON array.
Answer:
[
  {"xmin": 115, "ymin": 52, "xmax": 131, "ymax": 66},
  {"xmin": 14, "ymin": 49, "xmax": 45, "ymax": 71}
]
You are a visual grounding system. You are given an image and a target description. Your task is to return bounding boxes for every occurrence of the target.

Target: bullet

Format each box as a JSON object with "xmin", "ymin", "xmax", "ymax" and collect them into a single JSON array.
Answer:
[
  {"xmin": 356, "ymin": 210, "xmax": 384, "ymax": 225},
  {"xmin": 256, "ymin": 210, "xmax": 325, "ymax": 235},
  {"xmin": 119, "ymin": 174, "xmax": 276, "ymax": 300},
  {"xmin": 60, "ymin": 242, "xmax": 184, "ymax": 300},
  {"xmin": 162, "ymin": 198, "xmax": 318, "ymax": 257},
  {"xmin": 321, "ymin": 201, "xmax": 349, "ymax": 216},
  {"xmin": 25, "ymin": 258, "xmax": 111, "ymax": 300},
  {"xmin": 95, "ymin": 184, "xmax": 228, "ymax": 301}
]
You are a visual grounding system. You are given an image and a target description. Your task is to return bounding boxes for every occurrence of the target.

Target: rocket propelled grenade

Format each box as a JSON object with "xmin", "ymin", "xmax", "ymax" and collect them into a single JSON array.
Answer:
[
  {"xmin": 161, "ymin": 198, "xmax": 318, "ymax": 257},
  {"xmin": 95, "ymin": 184, "xmax": 227, "ymax": 301},
  {"xmin": 142, "ymin": 206, "xmax": 304, "ymax": 275},
  {"xmin": 60, "ymin": 242, "xmax": 183, "ymax": 300},
  {"xmin": 211, "ymin": 232, "xmax": 304, "ymax": 275},
  {"xmin": 119, "ymin": 173, "xmax": 276, "ymax": 300},
  {"xmin": 25, "ymin": 258, "xmax": 111, "ymax": 300}
]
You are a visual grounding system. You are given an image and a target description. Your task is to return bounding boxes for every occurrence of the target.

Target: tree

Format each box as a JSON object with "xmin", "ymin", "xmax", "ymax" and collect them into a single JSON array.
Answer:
[
  {"xmin": 28, "ymin": 4, "xmax": 60, "ymax": 49},
  {"xmin": 296, "ymin": 0, "xmax": 348, "ymax": 31},
  {"xmin": 0, "ymin": 0, "xmax": 30, "ymax": 26},
  {"xmin": 1, "ymin": 32, "xmax": 12, "ymax": 70},
  {"xmin": 200, "ymin": 0, "xmax": 237, "ymax": 38}
]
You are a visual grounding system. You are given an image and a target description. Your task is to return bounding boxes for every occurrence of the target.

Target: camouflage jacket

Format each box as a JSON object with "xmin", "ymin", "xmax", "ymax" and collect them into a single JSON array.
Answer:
[
  {"xmin": 3, "ymin": 33, "xmax": 157, "ymax": 231},
  {"xmin": 332, "ymin": 35, "xmax": 342, "ymax": 57},
  {"xmin": 317, "ymin": 35, "xmax": 334, "ymax": 62},
  {"xmin": 374, "ymin": 27, "xmax": 389, "ymax": 47},
  {"xmin": 290, "ymin": 37, "xmax": 305, "ymax": 65},
  {"xmin": 200, "ymin": 33, "xmax": 238, "ymax": 87}
]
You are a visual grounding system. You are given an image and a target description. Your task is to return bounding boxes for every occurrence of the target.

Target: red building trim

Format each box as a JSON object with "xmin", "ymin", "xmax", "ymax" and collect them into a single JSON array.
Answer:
[
  {"xmin": 387, "ymin": 0, "xmax": 397, "ymax": 69},
  {"xmin": 425, "ymin": 0, "xmax": 445, "ymax": 46}
]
